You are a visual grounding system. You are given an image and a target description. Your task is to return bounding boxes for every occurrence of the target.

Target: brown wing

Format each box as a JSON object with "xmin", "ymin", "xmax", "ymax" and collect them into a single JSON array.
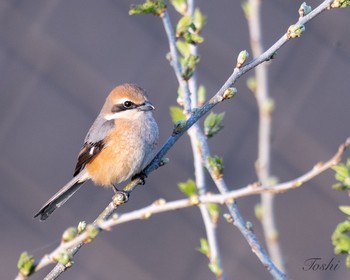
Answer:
[{"xmin": 73, "ymin": 140, "xmax": 104, "ymax": 176}]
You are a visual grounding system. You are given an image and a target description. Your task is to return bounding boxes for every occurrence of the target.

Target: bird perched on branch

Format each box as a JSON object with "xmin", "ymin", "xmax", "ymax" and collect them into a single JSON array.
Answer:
[{"xmin": 34, "ymin": 83, "xmax": 159, "ymax": 220}]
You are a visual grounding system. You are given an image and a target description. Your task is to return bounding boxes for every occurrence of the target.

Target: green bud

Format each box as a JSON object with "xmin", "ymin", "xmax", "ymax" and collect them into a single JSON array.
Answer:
[
  {"xmin": 77, "ymin": 221, "xmax": 87, "ymax": 234},
  {"xmin": 236, "ymin": 50, "xmax": 249, "ymax": 68},
  {"xmin": 208, "ymin": 156, "xmax": 224, "ymax": 179},
  {"xmin": 173, "ymin": 120, "xmax": 187, "ymax": 135},
  {"xmin": 204, "ymin": 112, "xmax": 225, "ymax": 138},
  {"xmin": 85, "ymin": 224, "xmax": 100, "ymax": 242},
  {"xmin": 197, "ymin": 238, "xmax": 210, "ymax": 257},
  {"xmin": 17, "ymin": 252, "xmax": 35, "ymax": 276},
  {"xmin": 223, "ymin": 213, "xmax": 234, "ymax": 224},
  {"xmin": 223, "ymin": 87, "xmax": 237, "ymax": 100},
  {"xmin": 207, "ymin": 203, "xmax": 220, "ymax": 224},
  {"xmin": 331, "ymin": 0, "xmax": 350, "ymax": 8},
  {"xmin": 287, "ymin": 24, "xmax": 305, "ymax": 39},
  {"xmin": 208, "ymin": 258, "xmax": 223, "ymax": 278},
  {"xmin": 62, "ymin": 227, "xmax": 78, "ymax": 243},
  {"xmin": 54, "ymin": 251, "xmax": 72, "ymax": 266}
]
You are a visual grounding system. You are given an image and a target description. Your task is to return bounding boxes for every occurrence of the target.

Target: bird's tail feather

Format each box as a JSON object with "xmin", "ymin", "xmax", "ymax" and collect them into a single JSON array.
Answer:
[{"xmin": 34, "ymin": 170, "xmax": 89, "ymax": 221}]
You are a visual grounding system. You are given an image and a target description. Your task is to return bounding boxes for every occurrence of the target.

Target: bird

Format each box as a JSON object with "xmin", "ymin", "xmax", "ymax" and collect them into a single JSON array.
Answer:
[{"xmin": 34, "ymin": 83, "xmax": 159, "ymax": 221}]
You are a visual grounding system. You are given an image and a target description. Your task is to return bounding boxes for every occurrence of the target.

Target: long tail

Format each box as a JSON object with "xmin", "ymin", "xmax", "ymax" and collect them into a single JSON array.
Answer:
[{"xmin": 34, "ymin": 170, "xmax": 89, "ymax": 221}]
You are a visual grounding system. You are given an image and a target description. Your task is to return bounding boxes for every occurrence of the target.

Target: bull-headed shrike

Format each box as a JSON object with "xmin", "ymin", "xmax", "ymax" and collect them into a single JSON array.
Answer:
[{"xmin": 34, "ymin": 83, "xmax": 159, "ymax": 220}]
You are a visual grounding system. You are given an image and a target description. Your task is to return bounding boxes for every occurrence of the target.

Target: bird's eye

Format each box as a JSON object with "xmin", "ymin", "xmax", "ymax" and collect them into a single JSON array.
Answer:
[{"xmin": 123, "ymin": 101, "xmax": 133, "ymax": 108}]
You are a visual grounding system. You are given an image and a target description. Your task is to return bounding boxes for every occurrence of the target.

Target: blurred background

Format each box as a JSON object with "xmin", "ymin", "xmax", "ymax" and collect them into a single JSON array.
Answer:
[{"xmin": 1, "ymin": 0, "xmax": 350, "ymax": 279}]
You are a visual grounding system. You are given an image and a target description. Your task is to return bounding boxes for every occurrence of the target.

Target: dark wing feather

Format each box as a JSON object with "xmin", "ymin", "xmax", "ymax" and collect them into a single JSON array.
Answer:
[
  {"xmin": 73, "ymin": 140, "xmax": 104, "ymax": 176},
  {"xmin": 73, "ymin": 115, "xmax": 115, "ymax": 176}
]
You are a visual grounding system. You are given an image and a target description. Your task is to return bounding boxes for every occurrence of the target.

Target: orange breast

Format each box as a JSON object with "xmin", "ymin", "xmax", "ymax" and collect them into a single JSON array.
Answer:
[{"xmin": 85, "ymin": 120, "xmax": 149, "ymax": 187}]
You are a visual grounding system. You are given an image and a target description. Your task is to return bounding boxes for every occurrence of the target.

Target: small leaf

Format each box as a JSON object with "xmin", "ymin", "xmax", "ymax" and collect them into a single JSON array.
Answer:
[
  {"xmin": 197, "ymin": 238, "xmax": 210, "ymax": 257},
  {"xmin": 207, "ymin": 203, "xmax": 220, "ymax": 223},
  {"xmin": 176, "ymin": 40, "xmax": 191, "ymax": 57},
  {"xmin": 17, "ymin": 252, "xmax": 35, "ymax": 276},
  {"xmin": 183, "ymin": 32, "xmax": 204, "ymax": 44},
  {"xmin": 241, "ymin": 0, "xmax": 251, "ymax": 19},
  {"xmin": 170, "ymin": 0, "xmax": 187, "ymax": 14},
  {"xmin": 178, "ymin": 179, "xmax": 197, "ymax": 197},
  {"xmin": 176, "ymin": 16, "xmax": 192, "ymax": 37},
  {"xmin": 169, "ymin": 106, "xmax": 186, "ymax": 124},
  {"xmin": 193, "ymin": 8, "xmax": 207, "ymax": 33},
  {"xmin": 204, "ymin": 112, "xmax": 225, "ymax": 138},
  {"xmin": 339, "ymin": 206, "xmax": 350, "ymax": 216},
  {"xmin": 198, "ymin": 85, "xmax": 206, "ymax": 106}
]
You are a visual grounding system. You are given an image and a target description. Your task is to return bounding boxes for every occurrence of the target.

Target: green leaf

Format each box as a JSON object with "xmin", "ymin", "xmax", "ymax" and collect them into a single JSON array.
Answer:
[
  {"xmin": 176, "ymin": 40, "xmax": 191, "ymax": 57},
  {"xmin": 332, "ymin": 221, "xmax": 350, "ymax": 254},
  {"xmin": 176, "ymin": 16, "xmax": 192, "ymax": 37},
  {"xmin": 193, "ymin": 8, "xmax": 207, "ymax": 32},
  {"xmin": 169, "ymin": 106, "xmax": 186, "ymax": 124},
  {"xmin": 204, "ymin": 112, "xmax": 225, "ymax": 138},
  {"xmin": 129, "ymin": 0, "xmax": 166, "ymax": 16},
  {"xmin": 197, "ymin": 238, "xmax": 210, "ymax": 257},
  {"xmin": 170, "ymin": 0, "xmax": 187, "ymax": 14},
  {"xmin": 340, "ymin": 206, "xmax": 350, "ymax": 216},
  {"xmin": 17, "ymin": 252, "xmax": 35, "ymax": 276},
  {"xmin": 178, "ymin": 179, "xmax": 197, "ymax": 197}
]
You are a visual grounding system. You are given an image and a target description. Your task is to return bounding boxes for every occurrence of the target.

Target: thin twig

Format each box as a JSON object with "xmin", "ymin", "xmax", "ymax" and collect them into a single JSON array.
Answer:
[{"xmin": 246, "ymin": 0, "xmax": 285, "ymax": 271}]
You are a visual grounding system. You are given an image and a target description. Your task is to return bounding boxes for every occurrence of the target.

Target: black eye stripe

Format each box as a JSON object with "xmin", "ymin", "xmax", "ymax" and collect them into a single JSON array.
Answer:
[{"xmin": 111, "ymin": 101, "xmax": 138, "ymax": 113}]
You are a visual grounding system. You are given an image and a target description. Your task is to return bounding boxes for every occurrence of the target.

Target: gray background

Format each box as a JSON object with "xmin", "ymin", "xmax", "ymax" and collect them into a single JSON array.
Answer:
[{"xmin": 1, "ymin": 0, "xmax": 350, "ymax": 279}]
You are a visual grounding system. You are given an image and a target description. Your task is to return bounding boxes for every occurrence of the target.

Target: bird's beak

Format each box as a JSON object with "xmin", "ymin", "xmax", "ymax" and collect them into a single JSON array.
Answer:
[{"xmin": 138, "ymin": 101, "xmax": 155, "ymax": 111}]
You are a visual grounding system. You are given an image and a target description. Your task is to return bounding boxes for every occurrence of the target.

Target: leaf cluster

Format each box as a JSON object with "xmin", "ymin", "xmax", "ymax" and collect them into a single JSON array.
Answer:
[{"xmin": 129, "ymin": 0, "xmax": 166, "ymax": 16}]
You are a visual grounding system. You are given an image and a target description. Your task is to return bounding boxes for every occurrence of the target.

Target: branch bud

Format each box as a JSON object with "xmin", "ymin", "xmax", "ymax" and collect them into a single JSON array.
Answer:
[
  {"xmin": 298, "ymin": 2, "xmax": 312, "ymax": 17},
  {"xmin": 287, "ymin": 24, "xmax": 305, "ymax": 39},
  {"xmin": 236, "ymin": 50, "xmax": 249, "ymax": 68},
  {"xmin": 17, "ymin": 252, "xmax": 35, "ymax": 277},
  {"xmin": 223, "ymin": 87, "xmax": 237, "ymax": 100},
  {"xmin": 61, "ymin": 227, "xmax": 78, "ymax": 243}
]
